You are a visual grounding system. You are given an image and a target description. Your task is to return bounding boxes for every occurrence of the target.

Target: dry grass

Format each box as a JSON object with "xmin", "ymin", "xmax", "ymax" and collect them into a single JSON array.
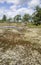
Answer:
[
  {"xmin": 0, "ymin": 29, "xmax": 41, "ymax": 53},
  {"xmin": 0, "ymin": 28, "xmax": 41, "ymax": 65},
  {"xmin": 24, "ymin": 28, "xmax": 41, "ymax": 45},
  {"xmin": 0, "ymin": 23, "xmax": 21, "ymax": 26},
  {"xmin": 0, "ymin": 30, "xmax": 32, "ymax": 52}
]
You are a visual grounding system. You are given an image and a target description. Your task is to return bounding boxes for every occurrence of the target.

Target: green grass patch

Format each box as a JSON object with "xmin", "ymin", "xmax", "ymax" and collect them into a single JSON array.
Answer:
[{"xmin": 27, "ymin": 23, "xmax": 41, "ymax": 28}]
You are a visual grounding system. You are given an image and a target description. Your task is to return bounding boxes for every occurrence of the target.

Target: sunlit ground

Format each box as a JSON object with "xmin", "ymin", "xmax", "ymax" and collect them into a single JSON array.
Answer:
[{"xmin": 0, "ymin": 24, "xmax": 41, "ymax": 65}]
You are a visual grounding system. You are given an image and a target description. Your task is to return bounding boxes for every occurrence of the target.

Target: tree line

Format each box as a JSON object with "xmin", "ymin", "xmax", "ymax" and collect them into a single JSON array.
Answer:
[{"xmin": 0, "ymin": 6, "xmax": 41, "ymax": 25}]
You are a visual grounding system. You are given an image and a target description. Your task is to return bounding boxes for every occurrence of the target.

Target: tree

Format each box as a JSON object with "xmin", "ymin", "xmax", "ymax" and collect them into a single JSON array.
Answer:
[
  {"xmin": 32, "ymin": 6, "xmax": 41, "ymax": 25},
  {"xmin": 22, "ymin": 14, "xmax": 30, "ymax": 22},
  {"xmin": 14, "ymin": 15, "xmax": 21, "ymax": 22},
  {"xmin": 8, "ymin": 18, "xmax": 12, "ymax": 22},
  {"xmin": 2, "ymin": 15, "xmax": 7, "ymax": 22}
]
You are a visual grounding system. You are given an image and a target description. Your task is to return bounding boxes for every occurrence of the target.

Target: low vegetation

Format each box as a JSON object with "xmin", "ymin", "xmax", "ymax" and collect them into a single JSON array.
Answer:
[{"xmin": 0, "ymin": 27, "xmax": 41, "ymax": 65}]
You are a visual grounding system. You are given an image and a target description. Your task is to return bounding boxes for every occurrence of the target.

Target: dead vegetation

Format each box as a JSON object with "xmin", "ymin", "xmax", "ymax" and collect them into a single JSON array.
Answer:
[
  {"xmin": 0, "ymin": 29, "xmax": 41, "ymax": 53},
  {"xmin": 0, "ymin": 28, "xmax": 41, "ymax": 65}
]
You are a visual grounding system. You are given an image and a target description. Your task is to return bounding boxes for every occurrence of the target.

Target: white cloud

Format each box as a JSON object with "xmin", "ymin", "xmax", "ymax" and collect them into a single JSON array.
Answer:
[
  {"xmin": 0, "ymin": 0, "xmax": 41, "ymax": 19},
  {"xmin": 0, "ymin": 7, "xmax": 34, "ymax": 19},
  {"xmin": 16, "ymin": 8, "xmax": 34, "ymax": 15},
  {"xmin": 6, "ymin": 0, "xmax": 19, "ymax": 5},
  {"xmin": 0, "ymin": 0, "xmax": 30, "ymax": 5},
  {"xmin": 0, "ymin": 0, "xmax": 41, "ymax": 6},
  {"xmin": 10, "ymin": 5, "xmax": 17, "ymax": 12},
  {"xmin": 28, "ymin": 0, "xmax": 40, "ymax": 8}
]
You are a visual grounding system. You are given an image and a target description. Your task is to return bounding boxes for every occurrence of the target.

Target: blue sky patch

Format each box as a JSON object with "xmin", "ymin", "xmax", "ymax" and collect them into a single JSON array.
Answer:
[{"xmin": 0, "ymin": 0, "xmax": 41, "ymax": 18}]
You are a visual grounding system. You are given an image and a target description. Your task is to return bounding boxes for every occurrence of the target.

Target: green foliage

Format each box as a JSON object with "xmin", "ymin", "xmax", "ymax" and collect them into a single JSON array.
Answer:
[
  {"xmin": 32, "ymin": 6, "xmax": 41, "ymax": 25},
  {"xmin": 22, "ymin": 14, "xmax": 30, "ymax": 22},
  {"xmin": 0, "ymin": 5, "xmax": 41, "ymax": 25},
  {"xmin": 14, "ymin": 15, "xmax": 21, "ymax": 22},
  {"xmin": 8, "ymin": 18, "xmax": 12, "ymax": 22},
  {"xmin": 2, "ymin": 15, "xmax": 7, "ymax": 22}
]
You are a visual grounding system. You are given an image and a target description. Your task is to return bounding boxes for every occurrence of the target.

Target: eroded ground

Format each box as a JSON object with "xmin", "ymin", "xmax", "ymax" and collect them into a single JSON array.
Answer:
[{"xmin": 0, "ymin": 27, "xmax": 41, "ymax": 65}]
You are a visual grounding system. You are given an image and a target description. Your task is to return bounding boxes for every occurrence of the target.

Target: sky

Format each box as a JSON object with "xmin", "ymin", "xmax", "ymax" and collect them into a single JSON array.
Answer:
[{"xmin": 0, "ymin": 0, "xmax": 41, "ymax": 19}]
